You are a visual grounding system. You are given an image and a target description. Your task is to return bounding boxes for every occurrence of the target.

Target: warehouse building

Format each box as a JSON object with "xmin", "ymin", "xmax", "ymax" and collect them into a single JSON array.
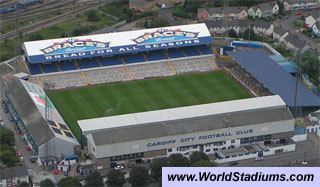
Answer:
[{"xmin": 79, "ymin": 95, "xmax": 295, "ymax": 165}]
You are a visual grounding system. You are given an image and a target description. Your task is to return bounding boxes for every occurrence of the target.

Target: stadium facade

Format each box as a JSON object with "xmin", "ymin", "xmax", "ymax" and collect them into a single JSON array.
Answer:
[
  {"xmin": 79, "ymin": 95, "xmax": 295, "ymax": 164},
  {"xmin": 21, "ymin": 24, "xmax": 215, "ymax": 90},
  {"xmin": 2, "ymin": 75, "xmax": 79, "ymax": 160}
]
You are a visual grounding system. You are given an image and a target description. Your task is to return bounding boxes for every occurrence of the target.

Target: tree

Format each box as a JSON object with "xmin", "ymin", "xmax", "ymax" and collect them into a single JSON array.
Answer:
[
  {"xmin": 40, "ymin": 179, "xmax": 54, "ymax": 187},
  {"xmin": 19, "ymin": 181, "xmax": 29, "ymax": 187},
  {"xmin": 129, "ymin": 166, "xmax": 149, "ymax": 187},
  {"xmin": 86, "ymin": 10, "xmax": 101, "ymax": 22},
  {"xmin": 150, "ymin": 158, "xmax": 168, "ymax": 181},
  {"xmin": 278, "ymin": 1, "xmax": 285, "ymax": 14},
  {"xmin": 228, "ymin": 29, "xmax": 238, "ymax": 38},
  {"xmin": 242, "ymin": 28, "xmax": 257, "ymax": 41},
  {"xmin": 192, "ymin": 160, "xmax": 216, "ymax": 167},
  {"xmin": 106, "ymin": 169, "xmax": 125, "ymax": 187},
  {"xmin": 0, "ymin": 129, "xmax": 15, "ymax": 146},
  {"xmin": 168, "ymin": 154, "xmax": 190, "ymax": 167},
  {"xmin": 60, "ymin": 32, "xmax": 68, "ymax": 38},
  {"xmin": 28, "ymin": 33, "xmax": 44, "ymax": 41},
  {"xmin": 0, "ymin": 149, "xmax": 18, "ymax": 167},
  {"xmin": 85, "ymin": 171, "xmax": 103, "ymax": 187},
  {"xmin": 58, "ymin": 177, "xmax": 80, "ymax": 187},
  {"xmin": 184, "ymin": 0, "xmax": 202, "ymax": 14},
  {"xmin": 296, "ymin": 51, "xmax": 320, "ymax": 88},
  {"xmin": 189, "ymin": 151, "xmax": 209, "ymax": 165}
]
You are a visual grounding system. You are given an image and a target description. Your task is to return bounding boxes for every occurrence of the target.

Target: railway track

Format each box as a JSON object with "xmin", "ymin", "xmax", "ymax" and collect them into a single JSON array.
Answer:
[
  {"xmin": 1, "ymin": 0, "xmax": 82, "ymax": 21},
  {"xmin": 0, "ymin": 1, "xmax": 106, "ymax": 41}
]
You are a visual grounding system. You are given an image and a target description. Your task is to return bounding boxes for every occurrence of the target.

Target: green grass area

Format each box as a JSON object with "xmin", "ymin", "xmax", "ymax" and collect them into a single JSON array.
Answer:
[{"xmin": 48, "ymin": 71, "xmax": 251, "ymax": 140}]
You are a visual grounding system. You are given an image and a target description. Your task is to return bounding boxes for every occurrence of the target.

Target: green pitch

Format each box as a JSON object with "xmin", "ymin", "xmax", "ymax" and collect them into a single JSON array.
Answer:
[{"xmin": 48, "ymin": 71, "xmax": 251, "ymax": 140}]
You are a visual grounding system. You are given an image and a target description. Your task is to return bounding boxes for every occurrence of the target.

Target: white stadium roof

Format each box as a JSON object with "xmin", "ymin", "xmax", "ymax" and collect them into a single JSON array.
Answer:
[
  {"xmin": 23, "ymin": 23, "xmax": 211, "ymax": 56},
  {"xmin": 78, "ymin": 95, "xmax": 286, "ymax": 134}
]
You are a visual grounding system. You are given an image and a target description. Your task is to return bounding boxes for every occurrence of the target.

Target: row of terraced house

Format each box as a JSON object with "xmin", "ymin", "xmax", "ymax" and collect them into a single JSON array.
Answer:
[
  {"xmin": 205, "ymin": 20, "xmax": 309, "ymax": 52},
  {"xmin": 198, "ymin": 0, "xmax": 320, "ymax": 21}
]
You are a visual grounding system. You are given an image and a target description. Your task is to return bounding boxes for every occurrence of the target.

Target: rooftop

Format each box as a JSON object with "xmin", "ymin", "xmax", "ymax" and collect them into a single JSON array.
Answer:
[
  {"xmin": 79, "ymin": 95, "xmax": 286, "ymax": 134},
  {"xmin": 0, "ymin": 166, "xmax": 28, "ymax": 180},
  {"xmin": 91, "ymin": 104, "xmax": 292, "ymax": 145}
]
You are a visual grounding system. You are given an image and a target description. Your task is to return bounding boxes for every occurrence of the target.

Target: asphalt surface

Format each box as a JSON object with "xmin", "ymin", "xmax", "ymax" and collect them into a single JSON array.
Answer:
[{"xmin": 274, "ymin": 11, "xmax": 320, "ymax": 53}]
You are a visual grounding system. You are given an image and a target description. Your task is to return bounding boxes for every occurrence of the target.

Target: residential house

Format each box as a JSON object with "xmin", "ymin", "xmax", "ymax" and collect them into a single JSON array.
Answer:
[
  {"xmin": 251, "ymin": 20, "xmax": 275, "ymax": 36},
  {"xmin": 158, "ymin": 8, "xmax": 173, "ymax": 22},
  {"xmin": 284, "ymin": 0, "xmax": 319, "ymax": 10},
  {"xmin": 248, "ymin": 1, "xmax": 279, "ymax": 18},
  {"xmin": 129, "ymin": 0, "xmax": 161, "ymax": 12},
  {"xmin": 205, "ymin": 20, "xmax": 248, "ymax": 35},
  {"xmin": 273, "ymin": 26, "xmax": 289, "ymax": 42},
  {"xmin": 283, "ymin": 33, "xmax": 308, "ymax": 52},
  {"xmin": 197, "ymin": 6, "xmax": 247, "ymax": 22},
  {"xmin": 283, "ymin": 0, "xmax": 292, "ymax": 11},
  {"xmin": 312, "ymin": 21, "xmax": 320, "ymax": 36},
  {"xmin": 247, "ymin": 6, "xmax": 261, "ymax": 18},
  {"xmin": 259, "ymin": 1, "xmax": 279, "ymax": 18},
  {"xmin": 0, "ymin": 166, "xmax": 29, "ymax": 187},
  {"xmin": 305, "ymin": 10, "xmax": 320, "ymax": 28}
]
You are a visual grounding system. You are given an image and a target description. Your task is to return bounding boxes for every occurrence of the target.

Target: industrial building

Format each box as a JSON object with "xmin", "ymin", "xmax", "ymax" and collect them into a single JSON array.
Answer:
[
  {"xmin": 79, "ymin": 95, "xmax": 295, "ymax": 165},
  {"xmin": 2, "ymin": 75, "xmax": 79, "ymax": 161}
]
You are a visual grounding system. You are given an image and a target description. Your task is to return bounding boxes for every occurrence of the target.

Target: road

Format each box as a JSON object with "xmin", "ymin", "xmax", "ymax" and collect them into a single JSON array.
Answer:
[
  {"xmin": 219, "ymin": 134, "xmax": 320, "ymax": 167},
  {"xmin": 274, "ymin": 11, "xmax": 320, "ymax": 53}
]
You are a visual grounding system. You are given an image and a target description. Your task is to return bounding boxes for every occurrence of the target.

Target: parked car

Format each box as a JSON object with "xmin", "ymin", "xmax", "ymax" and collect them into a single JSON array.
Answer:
[
  {"xmin": 255, "ymin": 157, "xmax": 264, "ymax": 161},
  {"xmin": 228, "ymin": 161, "xmax": 239, "ymax": 166},
  {"xmin": 16, "ymin": 151, "xmax": 22, "ymax": 157},
  {"xmin": 26, "ymin": 145, "xmax": 32, "ymax": 151},
  {"xmin": 114, "ymin": 165, "xmax": 124, "ymax": 170},
  {"xmin": 30, "ymin": 157, "xmax": 36, "ymax": 163}
]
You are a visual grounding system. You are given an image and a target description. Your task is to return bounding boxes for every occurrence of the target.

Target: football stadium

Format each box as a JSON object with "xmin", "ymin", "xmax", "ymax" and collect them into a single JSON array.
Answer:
[{"xmin": 3, "ymin": 23, "xmax": 312, "ymax": 166}]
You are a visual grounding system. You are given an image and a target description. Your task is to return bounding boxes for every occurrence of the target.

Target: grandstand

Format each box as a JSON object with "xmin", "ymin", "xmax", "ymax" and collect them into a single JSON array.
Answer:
[{"xmin": 22, "ymin": 23, "xmax": 215, "ymax": 89}]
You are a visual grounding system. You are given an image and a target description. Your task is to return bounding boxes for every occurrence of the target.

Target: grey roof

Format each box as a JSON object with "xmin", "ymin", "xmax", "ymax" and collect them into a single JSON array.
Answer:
[
  {"xmin": 288, "ymin": 0, "xmax": 318, "ymax": 4},
  {"xmin": 0, "ymin": 166, "xmax": 28, "ymax": 179},
  {"xmin": 258, "ymin": 1, "xmax": 277, "ymax": 10},
  {"xmin": 205, "ymin": 19, "xmax": 248, "ymax": 28},
  {"xmin": 3, "ymin": 76, "xmax": 55, "ymax": 146},
  {"xmin": 91, "ymin": 106, "xmax": 293, "ymax": 145},
  {"xmin": 251, "ymin": 20, "xmax": 272, "ymax": 29},
  {"xmin": 274, "ymin": 26, "xmax": 288, "ymax": 36},
  {"xmin": 285, "ymin": 33, "xmax": 306, "ymax": 49},
  {"xmin": 227, "ymin": 50, "xmax": 320, "ymax": 107},
  {"xmin": 308, "ymin": 10, "xmax": 320, "ymax": 19},
  {"xmin": 206, "ymin": 6, "xmax": 246, "ymax": 14}
]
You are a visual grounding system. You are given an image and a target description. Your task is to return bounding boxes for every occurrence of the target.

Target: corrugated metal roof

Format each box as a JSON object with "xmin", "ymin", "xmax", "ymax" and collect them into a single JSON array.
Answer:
[
  {"xmin": 78, "ymin": 95, "xmax": 286, "ymax": 134},
  {"xmin": 91, "ymin": 106, "xmax": 293, "ymax": 145},
  {"xmin": 227, "ymin": 50, "xmax": 320, "ymax": 107}
]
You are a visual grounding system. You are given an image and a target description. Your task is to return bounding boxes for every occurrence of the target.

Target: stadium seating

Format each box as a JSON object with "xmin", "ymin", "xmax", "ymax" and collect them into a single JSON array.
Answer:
[
  {"xmin": 123, "ymin": 53, "xmax": 145, "ymax": 64},
  {"xmin": 59, "ymin": 61, "xmax": 78, "ymax": 71},
  {"xmin": 77, "ymin": 58, "xmax": 101, "ymax": 69},
  {"xmin": 197, "ymin": 45, "xmax": 212, "ymax": 55},
  {"xmin": 28, "ymin": 46, "xmax": 214, "ymax": 76},
  {"xmin": 146, "ymin": 50, "xmax": 168, "ymax": 61},
  {"xmin": 181, "ymin": 47, "xmax": 201, "ymax": 57},
  {"xmin": 99, "ymin": 56, "xmax": 122, "ymax": 66},
  {"xmin": 42, "ymin": 63, "xmax": 58, "ymax": 73},
  {"xmin": 28, "ymin": 63, "xmax": 43, "ymax": 75},
  {"xmin": 167, "ymin": 48, "xmax": 185, "ymax": 58}
]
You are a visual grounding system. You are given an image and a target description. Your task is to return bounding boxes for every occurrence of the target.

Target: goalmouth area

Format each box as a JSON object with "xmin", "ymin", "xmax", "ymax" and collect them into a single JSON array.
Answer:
[{"xmin": 48, "ymin": 71, "xmax": 252, "ymax": 140}]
